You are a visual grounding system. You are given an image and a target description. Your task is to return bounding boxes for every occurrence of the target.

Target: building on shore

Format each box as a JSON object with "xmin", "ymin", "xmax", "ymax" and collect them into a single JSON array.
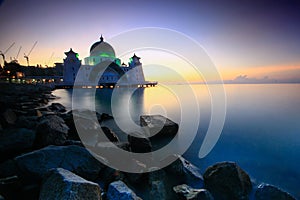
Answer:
[
  {"xmin": 0, "ymin": 35, "xmax": 156, "ymax": 88},
  {"xmin": 59, "ymin": 35, "xmax": 157, "ymax": 88}
]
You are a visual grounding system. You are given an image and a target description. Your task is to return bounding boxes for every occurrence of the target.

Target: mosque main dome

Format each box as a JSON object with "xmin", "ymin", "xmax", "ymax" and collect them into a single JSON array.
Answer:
[{"xmin": 89, "ymin": 35, "xmax": 115, "ymax": 57}]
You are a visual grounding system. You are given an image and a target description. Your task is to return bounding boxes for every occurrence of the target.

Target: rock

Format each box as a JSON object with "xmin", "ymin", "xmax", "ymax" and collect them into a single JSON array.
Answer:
[
  {"xmin": 14, "ymin": 145, "xmax": 105, "ymax": 183},
  {"xmin": 63, "ymin": 140, "xmax": 83, "ymax": 146},
  {"xmin": 107, "ymin": 180, "xmax": 142, "ymax": 200},
  {"xmin": 60, "ymin": 111, "xmax": 80, "ymax": 140},
  {"xmin": 61, "ymin": 109, "xmax": 105, "ymax": 141},
  {"xmin": 97, "ymin": 167, "xmax": 121, "ymax": 190},
  {"xmin": 165, "ymin": 155, "xmax": 204, "ymax": 188},
  {"xmin": 48, "ymin": 102, "xmax": 66, "ymax": 113},
  {"xmin": 0, "ymin": 195, "xmax": 4, "ymax": 200},
  {"xmin": 101, "ymin": 126, "xmax": 119, "ymax": 142},
  {"xmin": 255, "ymin": 183, "xmax": 296, "ymax": 200},
  {"xmin": 20, "ymin": 183, "xmax": 40, "ymax": 200},
  {"xmin": 15, "ymin": 115, "xmax": 38, "ymax": 129},
  {"xmin": 39, "ymin": 168, "xmax": 101, "ymax": 200},
  {"xmin": 0, "ymin": 176, "xmax": 22, "ymax": 200},
  {"xmin": 140, "ymin": 115, "xmax": 178, "ymax": 138},
  {"xmin": 124, "ymin": 172, "xmax": 145, "ymax": 186},
  {"xmin": 148, "ymin": 168, "xmax": 166, "ymax": 184},
  {"xmin": 0, "ymin": 128, "xmax": 36, "ymax": 162},
  {"xmin": 128, "ymin": 131, "xmax": 152, "ymax": 153},
  {"xmin": 173, "ymin": 184, "xmax": 213, "ymax": 200},
  {"xmin": 100, "ymin": 113, "xmax": 113, "ymax": 121},
  {"xmin": 2, "ymin": 109, "xmax": 17, "ymax": 125},
  {"xmin": 203, "ymin": 161, "xmax": 252, "ymax": 200},
  {"xmin": 0, "ymin": 160, "xmax": 19, "ymax": 178},
  {"xmin": 34, "ymin": 115, "xmax": 69, "ymax": 148},
  {"xmin": 150, "ymin": 181, "xmax": 166, "ymax": 200},
  {"xmin": 0, "ymin": 175, "xmax": 37, "ymax": 200}
]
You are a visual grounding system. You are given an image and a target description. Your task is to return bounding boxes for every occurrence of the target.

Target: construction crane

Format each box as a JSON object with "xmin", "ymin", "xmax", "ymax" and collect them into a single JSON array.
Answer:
[
  {"xmin": 0, "ymin": 42, "xmax": 15, "ymax": 65},
  {"xmin": 45, "ymin": 52, "xmax": 55, "ymax": 67},
  {"xmin": 11, "ymin": 46, "xmax": 22, "ymax": 64},
  {"xmin": 24, "ymin": 41, "xmax": 37, "ymax": 66}
]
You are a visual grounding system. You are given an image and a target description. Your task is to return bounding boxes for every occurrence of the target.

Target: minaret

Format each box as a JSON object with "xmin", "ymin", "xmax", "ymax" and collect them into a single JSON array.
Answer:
[
  {"xmin": 63, "ymin": 48, "xmax": 81, "ymax": 85},
  {"xmin": 128, "ymin": 53, "xmax": 145, "ymax": 84}
]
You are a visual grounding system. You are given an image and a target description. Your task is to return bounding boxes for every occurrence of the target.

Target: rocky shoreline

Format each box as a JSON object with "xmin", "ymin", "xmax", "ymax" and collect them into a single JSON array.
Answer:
[{"xmin": 0, "ymin": 83, "xmax": 297, "ymax": 200}]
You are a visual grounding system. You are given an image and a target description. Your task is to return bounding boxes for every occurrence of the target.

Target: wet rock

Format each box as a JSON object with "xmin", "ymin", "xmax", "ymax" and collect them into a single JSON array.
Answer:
[
  {"xmin": 60, "ymin": 111, "xmax": 80, "ymax": 140},
  {"xmin": 255, "ymin": 183, "xmax": 296, "ymax": 200},
  {"xmin": 100, "ymin": 113, "xmax": 113, "ymax": 122},
  {"xmin": 128, "ymin": 131, "xmax": 152, "ymax": 153},
  {"xmin": 0, "ymin": 128, "xmax": 35, "ymax": 162},
  {"xmin": 124, "ymin": 172, "xmax": 145, "ymax": 186},
  {"xmin": 148, "ymin": 168, "xmax": 166, "ymax": 184},
  {"xmin": 107, "ymin": 180, "xmax": 142, "ymax": 200},
  {"xmin": 34, "ymin": 115, "xmax": 69, "ymax": 148},
  {"xmin": 173, "ymin": 184, "xmax": 213, "ymax": 200},
  {"xmin": 165, "ymin": 155, "xmax": 204, "ymax": 188},
  {"xmin": 19, "ymin": 183, "xmax": 40, "ymax": 200},
  {"xmin": 97, "ymin": 167, "xmax": 121, "ymax": 190},
  {"xmin": 61, "ymin": 109, "xmax": 105, "ymax": 141},
  {"xmin": 150, "ymin": 180, "xmax": 166, "ymax": 200},
  {"xmin": 0, "ymin": 160, "xmax": 18, "ymax": 178},
  {"xmin": 15, "ymin": 115, "xmax": 38, "ymax": 129},
  {"xmin": 39, "ymin": 168, "xmax": 101, "ymax": 200},
  {"xmin": 48, "ymin": 102, "xmax": 66, "ymax": 113},
  {"xmin": 0, "ymin": 176, "xmax": 22, "ymax": 200},
  {"xmin": 14, "ymin": 145, "xmax": 105, "ymax": 183},
  {"xmin": 2, "ymin": 109, "xmax": 17, "ymax": 125},
  {"xmin": 140, "ymin": 115, "xmax": 178, "ymax": 138},
  {"xmin": 203, "ymin": 161, "xmax": 252, "ymax": 200},
  {"xmin": 101, "ymin": 126, "xmax": 119, "ymax": 142},
  {"xmin": 63, "ymin": 140, "xmax": 83, "ymax": 146}
]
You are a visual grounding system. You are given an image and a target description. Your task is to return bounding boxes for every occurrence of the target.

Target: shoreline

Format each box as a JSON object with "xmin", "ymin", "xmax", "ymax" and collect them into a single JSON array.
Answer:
[{"xmin": 0, "ymin": 83, "xmax": 297, "ymax": 200}]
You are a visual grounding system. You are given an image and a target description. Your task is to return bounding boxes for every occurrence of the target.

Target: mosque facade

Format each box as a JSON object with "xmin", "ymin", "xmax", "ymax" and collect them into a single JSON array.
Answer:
[{"xmin": 61, "ymin": 35, "xmax": 156, "ymax": 88}]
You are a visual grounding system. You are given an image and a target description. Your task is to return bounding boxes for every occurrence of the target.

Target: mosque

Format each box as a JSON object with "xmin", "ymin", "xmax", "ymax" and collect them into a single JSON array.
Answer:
[{"xmin": 60, "ymin": 35, "xmax": 157, "ymax": 88}]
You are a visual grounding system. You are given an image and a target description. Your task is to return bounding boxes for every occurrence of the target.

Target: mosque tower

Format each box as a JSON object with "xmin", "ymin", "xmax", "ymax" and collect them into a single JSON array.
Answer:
[{"xmin": 63, "ymin": 48, "xmax": 81, "ymax": 85}]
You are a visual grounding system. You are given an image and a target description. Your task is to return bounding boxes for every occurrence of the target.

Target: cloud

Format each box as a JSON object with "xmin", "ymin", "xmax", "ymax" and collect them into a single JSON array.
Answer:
[{"xmin": 224, "ymin": 75, "xmax": 300, "ymax": 84}]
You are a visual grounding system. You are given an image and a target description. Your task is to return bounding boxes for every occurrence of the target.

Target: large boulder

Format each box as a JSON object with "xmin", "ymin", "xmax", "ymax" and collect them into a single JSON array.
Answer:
[
  {"xmin": 101, "ymin": 126, "xmax": 119, "ymax": 143},
  {"xmin": 0, "ymin": 128, "xmax": 35, "ymax": 162},
  {"xmin": 34, "ymin": 115, "xmax": 69, "ymax": 148},
  {"xmin": 140, "ymin": 115, "xmax": 178, "ymax": 139},
  {"xmin": 14, "ymin": 145, "xmax": 105, "ymax": 183},
  {"xmin": 203, "ymin": 162, "xmax": 252, "ymax": 200},
  {"xmin": 15, "ymin": 115, "xmax": 39, "ymax": 129},
  {"xmin": 165, "ymin": 155, "xmax": 204, "ymax": 188},
  {"xmin": 128, "ymin": 131, "xmax": 152, "ymax": 153},
  {"xmin": 255, "ymin": 183, "xmax": 296, "ymax": 200},
  {"xmin": 39, "ymin": 168, "xmax": 101, "ymax": 200},
  {"xmin": 48, "ymin": 103, "xmax": 66, "ymax": 113},
  {"xmin": 107, "ymin": 180, "xmax": 142, "ymax": 200},
  {"xmin": 173, "ymin": 184, "xmax": 213, "ymax": 200}
]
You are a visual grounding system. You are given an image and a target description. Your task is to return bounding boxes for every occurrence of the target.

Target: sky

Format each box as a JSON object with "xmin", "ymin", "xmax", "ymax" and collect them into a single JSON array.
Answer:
[{"xmin": 0, "ymin": 0, "xmax": 300, "ymax": 82}]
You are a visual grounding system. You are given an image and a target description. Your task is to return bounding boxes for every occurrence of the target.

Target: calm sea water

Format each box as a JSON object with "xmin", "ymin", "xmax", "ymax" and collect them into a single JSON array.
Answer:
[{"xmin": 52, "ymin": 84, "xmax": 300, "ymax": 198}]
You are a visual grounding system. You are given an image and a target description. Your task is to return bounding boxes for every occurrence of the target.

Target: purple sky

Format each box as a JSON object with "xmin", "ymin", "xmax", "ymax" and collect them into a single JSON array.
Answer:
[{"xmin": 0, "ymin": 0, "xmax": 300, "ymax": 80}]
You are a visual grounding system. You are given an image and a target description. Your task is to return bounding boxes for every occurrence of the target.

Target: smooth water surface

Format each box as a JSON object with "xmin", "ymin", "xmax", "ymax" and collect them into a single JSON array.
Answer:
[{"xmin": 52, "ymin": 84, "xmax": 300, "ymax": 198}]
